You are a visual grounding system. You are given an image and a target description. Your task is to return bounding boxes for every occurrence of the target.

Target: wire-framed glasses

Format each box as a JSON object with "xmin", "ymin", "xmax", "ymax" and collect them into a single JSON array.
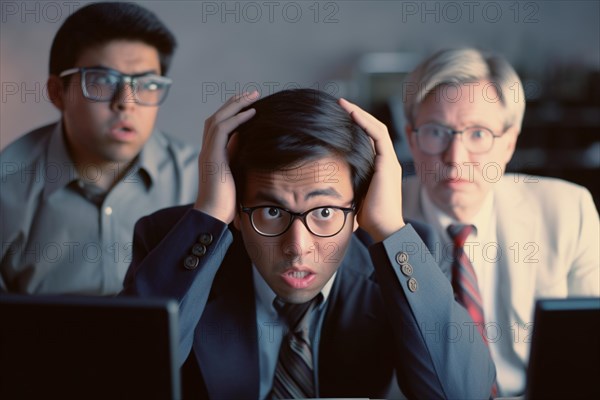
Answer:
[{"xmin": 414, "ymin": 123, "xmax": 504, "ymax": 155}]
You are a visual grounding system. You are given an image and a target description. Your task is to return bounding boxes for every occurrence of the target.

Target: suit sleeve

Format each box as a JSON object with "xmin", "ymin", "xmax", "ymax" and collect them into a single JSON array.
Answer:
[
  {"xmin": 369, "ymin": 223, "xmax": 496, "ymax": 400},
  {"xmin": 121, "ymin": 208, "xmax": 233, "ymax": 366}
]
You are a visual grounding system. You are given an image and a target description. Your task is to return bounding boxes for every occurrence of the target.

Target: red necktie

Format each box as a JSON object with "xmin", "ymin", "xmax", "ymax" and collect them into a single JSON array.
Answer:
[
  {"xmin": 447, "ymin": 224, "xmax": 487, "ymax": 340},
  {"xmin": 447, "ymin": 224, "xmax": 498, "ymax": 398}
]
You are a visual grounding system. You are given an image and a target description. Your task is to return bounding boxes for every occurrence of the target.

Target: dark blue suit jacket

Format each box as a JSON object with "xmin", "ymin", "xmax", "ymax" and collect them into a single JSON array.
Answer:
[{"xmin": 123, "ymin": 205, "xmax": 495, "ymax": 399}]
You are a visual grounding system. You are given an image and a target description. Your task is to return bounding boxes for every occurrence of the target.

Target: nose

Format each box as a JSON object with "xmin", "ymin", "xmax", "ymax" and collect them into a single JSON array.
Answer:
[
  {"xmin": 282, "ymin": 218, "xmax": 313, "ymax": 262},
  {"xmin": 441, "ymin": 133, "xmax": 470, "ymax": 164},
  {"xmin": 110, "ymin": 83, "xmax": 136, "ymax": 112}
]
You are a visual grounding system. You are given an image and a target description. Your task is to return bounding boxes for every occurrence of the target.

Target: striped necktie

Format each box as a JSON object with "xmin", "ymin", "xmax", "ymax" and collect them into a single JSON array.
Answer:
[
  {"xmin": 447, "ymin": 224, "xmax": 487, "ymax": 340},
  {"xmin": 271, "ymin": 294, "xmax": 322, "ymax": 399},
  {"xmin": 447, "ymin": 224, "xmax": 498, "ymax": 397}
]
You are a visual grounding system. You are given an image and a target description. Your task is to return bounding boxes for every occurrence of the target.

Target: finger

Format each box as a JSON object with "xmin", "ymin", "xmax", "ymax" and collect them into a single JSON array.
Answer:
[
  {"xmin": 226, "ymin": 131, "xmax": 240, "ymax": 161},
  {"xmin": 208, "ymin": 91, "xmax": 260, "ymax": 128},
  {"xmin": 203, "ymin": 108, "xmax": 256, "ymax": 154},
  {"xmin": 339, "ymin": 98, "xmax": 394, "ymax": 157}
]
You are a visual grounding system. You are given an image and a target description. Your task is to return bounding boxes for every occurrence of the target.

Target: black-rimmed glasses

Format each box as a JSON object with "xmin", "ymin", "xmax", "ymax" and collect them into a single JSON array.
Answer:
[
  {"xmin": 240, "ymin": 205, "xmax": 355, "ymax": 237},
  {"xmin": 414, "ymin": 123, "xmax": 504, "ymax": 155},
  {"xmin": 58, "ymin": 67, "xmax": 172, "ymax": 106}
]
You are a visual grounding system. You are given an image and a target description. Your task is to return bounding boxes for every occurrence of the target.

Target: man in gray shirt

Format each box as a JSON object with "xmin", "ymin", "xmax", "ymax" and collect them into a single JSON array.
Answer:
[{"xmin": 0, "ymin": 3, "xmax": 198, "ymax": 295}]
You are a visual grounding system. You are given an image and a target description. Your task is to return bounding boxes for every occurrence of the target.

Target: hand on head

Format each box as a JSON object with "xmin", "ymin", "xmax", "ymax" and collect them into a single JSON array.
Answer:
[
  {"xmin": 338, "ymin": 98, "xmax": 405, "ymax": 242},
  {"xmin": 194, "ymin": 91, "xmax": 260, "ymax": 223}
]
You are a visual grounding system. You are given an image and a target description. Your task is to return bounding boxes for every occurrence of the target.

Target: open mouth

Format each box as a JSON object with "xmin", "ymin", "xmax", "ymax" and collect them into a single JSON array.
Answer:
[
  {"xmin": 280, "ymin": 268, "xmax": 316, "ymax": 289},
  {"xmin": 110, "ymin": 124, "xmax": 136, "ymax": 141}
]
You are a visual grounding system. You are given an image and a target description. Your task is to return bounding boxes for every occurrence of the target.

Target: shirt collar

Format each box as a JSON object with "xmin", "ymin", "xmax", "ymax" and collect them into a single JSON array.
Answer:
[
  {"xmin": 135, "ymin": 128, "xmax": 167, "ymax": 188},
  {"xmin": 43, "ymin": 121, "xmax": 79, "ymax": 200},
  {"xmin": 253, "ymin": 265, "xmax": 336, "ymax": 314},
  {"xmin": 421, "ymin": 187, "xmax": 495, "ymax": 240},
  {"xmin": 42, "ymin": 123, "xmax": 164, "ymax": 200}
]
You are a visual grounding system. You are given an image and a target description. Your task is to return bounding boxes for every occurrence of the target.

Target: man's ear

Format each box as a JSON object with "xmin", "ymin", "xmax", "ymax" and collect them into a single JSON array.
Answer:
[
  {"xmin": 352, "ymin": 214, "xmax": 359, "ymax": 232},
  {"xmin": 47, "ymin": 75, "xmax": 65, "ymax": 111}
]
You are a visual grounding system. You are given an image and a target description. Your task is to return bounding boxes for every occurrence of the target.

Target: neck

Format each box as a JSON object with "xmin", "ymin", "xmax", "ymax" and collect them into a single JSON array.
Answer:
[{"xmin": 441, "ymin": 201, "xmax": 482, "ymax": 223}]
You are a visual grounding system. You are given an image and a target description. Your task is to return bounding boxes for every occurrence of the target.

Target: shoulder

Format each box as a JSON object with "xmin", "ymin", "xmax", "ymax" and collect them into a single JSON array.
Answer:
[
  {"xmin": 151, "ymin": 130, "xmax": 199, "ymax": 165},
  {"xmin": 0, "ymin": 123, "xmax": 56, "ymax": 165},
  {"xmin": 500, "ymin": 174, "xmax": 593, "ymax": 203}
]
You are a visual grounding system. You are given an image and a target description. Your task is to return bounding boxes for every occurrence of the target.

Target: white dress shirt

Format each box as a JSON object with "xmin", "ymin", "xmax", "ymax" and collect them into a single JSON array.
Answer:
[{"xmin": 421, "ymin": 188, "xmax": 526, "ymax": 396}]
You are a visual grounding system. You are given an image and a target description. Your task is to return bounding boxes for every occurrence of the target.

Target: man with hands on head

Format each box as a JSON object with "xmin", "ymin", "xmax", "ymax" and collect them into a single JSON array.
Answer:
[{"xmin": 123, "ymin": 89, "xmax": 495, "ymax": 399}]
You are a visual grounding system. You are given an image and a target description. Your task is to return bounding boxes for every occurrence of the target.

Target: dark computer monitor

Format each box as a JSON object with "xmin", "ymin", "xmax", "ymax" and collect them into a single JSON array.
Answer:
[
  {"xmin": 0, "ymin": 294, "xmax": 181, "ymax": 400},
  {"xmin": 526, "ymin": 297, "xmax": 600, "ymax": 400}
]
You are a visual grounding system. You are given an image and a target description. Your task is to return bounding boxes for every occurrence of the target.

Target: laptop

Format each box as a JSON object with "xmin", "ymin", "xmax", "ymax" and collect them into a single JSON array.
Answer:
[
  {"xmin": 525, "ymin": 297, "xmax": 600, "ymax": 399},
  {"xmin": 0, "ymin": 294, "xmax": 181, "ymax": 400}
]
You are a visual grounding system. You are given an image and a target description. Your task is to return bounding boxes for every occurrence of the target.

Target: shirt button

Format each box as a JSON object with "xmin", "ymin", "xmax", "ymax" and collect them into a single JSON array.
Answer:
[
  {"xmin": 407, "ymin": 278, "xmax": 418, "ymax": 293},
  {"xmin": 104, "ymin": 206, "xmax": 113, "ymax": 216}
]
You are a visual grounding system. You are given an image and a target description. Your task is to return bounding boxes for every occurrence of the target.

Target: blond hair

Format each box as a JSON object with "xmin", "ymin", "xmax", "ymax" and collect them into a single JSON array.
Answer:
[{"xmin": 403, "ymin": 48, "xmax": 526, "ymax": 131}]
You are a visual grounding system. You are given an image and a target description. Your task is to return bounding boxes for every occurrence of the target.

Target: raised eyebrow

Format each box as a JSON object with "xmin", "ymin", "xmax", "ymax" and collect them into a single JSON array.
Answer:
[
  {"xmin": 253, "ymin": 192, "xmax": 288, "ymax": 207},
  {"xmin": 304, "ymin": 188, "xmax": 343, "ymax": 201},
  {"xmin": 253, "ymin": 188, "xmax": 342, "ymax": 207}
]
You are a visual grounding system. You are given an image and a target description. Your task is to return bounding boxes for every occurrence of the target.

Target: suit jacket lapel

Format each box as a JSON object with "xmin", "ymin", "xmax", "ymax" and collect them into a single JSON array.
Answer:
[
  {"xmin": 194, "ymin": 235, "xmax": 260, "ymax": 399},
  {"xmin": 495, "ymin": 177, "xmax": 538, "ymax": 329}
]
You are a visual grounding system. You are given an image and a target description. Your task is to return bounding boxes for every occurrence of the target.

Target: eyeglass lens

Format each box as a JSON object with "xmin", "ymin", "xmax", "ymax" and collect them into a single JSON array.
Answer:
[
  {"xmin": 251, "ymin": 206, "xmax": 348, "ymax": 236},
  {"xmin": 417, "ymin": 124, "xmax": 495, "ymax": 154},
  {"xmin": 82, "ymin": 69, "xmax": 170, "ymax": 105}
]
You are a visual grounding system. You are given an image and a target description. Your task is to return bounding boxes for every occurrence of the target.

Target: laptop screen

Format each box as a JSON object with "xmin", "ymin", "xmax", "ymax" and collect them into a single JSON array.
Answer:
[
  {"xmin": 526, "ymin": 297, "xmax": 600, "ymax": 399},
  {"xmin": 0, "ymin": 294, "xmax": 181, "ymax": 400}
]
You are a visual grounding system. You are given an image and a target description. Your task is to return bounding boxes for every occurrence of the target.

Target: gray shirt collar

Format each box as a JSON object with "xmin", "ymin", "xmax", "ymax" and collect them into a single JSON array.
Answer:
[{"xmin": 43, "ymin": 121, "xmax": 164, "ymax": 200}]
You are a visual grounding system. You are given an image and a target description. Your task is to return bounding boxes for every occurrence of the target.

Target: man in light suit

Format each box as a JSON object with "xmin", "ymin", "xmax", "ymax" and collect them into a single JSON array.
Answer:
[
  {"xmin": 401, "ymin": 48, "xmax": 600, "ymax": 396},
  {"xmin": 123, "ymin": 89, "xmax": 495, "ymax": 399}
]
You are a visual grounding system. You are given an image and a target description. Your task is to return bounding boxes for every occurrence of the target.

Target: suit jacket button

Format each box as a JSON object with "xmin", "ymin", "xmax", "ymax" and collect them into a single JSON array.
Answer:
[
  {"xmin": 192, "ymin": 243, "xmax": 207, "ymax": 257},
  {"xmin": 198, "ymin": 233, "xmax": 213, "ymax": 245},
  {"xmin": 184, "ymin": 255, "xmax": 200, "ymax": 270},
  {"xmin": 396, "ymin": 251, "xmax": 409, "ymax": 265},
  {"xmin": 407, "ymin": 278, "xmax": 418, "ymax": 292},
  {"xmin": 401, "ymin": 263, "xmax": 413, "ymax": 276}
]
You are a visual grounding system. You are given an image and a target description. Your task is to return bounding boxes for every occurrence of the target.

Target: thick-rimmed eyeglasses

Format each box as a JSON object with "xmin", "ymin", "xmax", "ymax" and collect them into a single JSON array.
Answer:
[
  {"xmin": 58, "ymin": 67, "xmax": 172, "ymax": 106},
  {"xmin": 414, "ymin": 123, "xmax": 504, "ymax": 155},
  {"xmin": 240, "ymin": 205, "xmax": 355, "ymax": 237}
]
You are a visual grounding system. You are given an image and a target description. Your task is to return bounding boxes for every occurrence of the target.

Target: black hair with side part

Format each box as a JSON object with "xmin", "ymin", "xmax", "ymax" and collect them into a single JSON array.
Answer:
[
  {"xmin": 49, "ymin": 2, "xmax": 176, "ymax": 76},
  {"xmin": 232, "ymin": 89, "xmax": 375, "ymax": 208}
]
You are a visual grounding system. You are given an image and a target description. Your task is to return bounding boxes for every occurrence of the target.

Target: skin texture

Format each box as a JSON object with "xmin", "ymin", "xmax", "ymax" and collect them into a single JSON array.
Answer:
[
  {"xmin": 405, "ymin": 80, "xmax": 519, "ymax": 222},
  {"xmin": 194, "ymin": 91, "xmax": 405, "ymax": 303},
  {"xmin": 48, "ymin": 40, "xmax": 162, "ymax": 190},
  {"xmin": 234, "ymin": 157, "xmax": 358, "ymax": 304}
]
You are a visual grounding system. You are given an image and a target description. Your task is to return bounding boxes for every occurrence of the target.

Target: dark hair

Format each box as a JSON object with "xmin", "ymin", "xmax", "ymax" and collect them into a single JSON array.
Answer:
[
  {"xmin": 232, "ymin": 89, "xmax": 375, "ymax": 207},
  {"xmin": 49, "ymin": 2, "xmax": 176, "ymax": 76}
]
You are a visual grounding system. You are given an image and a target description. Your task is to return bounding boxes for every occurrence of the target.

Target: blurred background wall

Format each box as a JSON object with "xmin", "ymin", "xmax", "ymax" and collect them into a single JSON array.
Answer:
[{"xmin": 1, "ymin": 0, "xmax": 599, "ymax": 203}]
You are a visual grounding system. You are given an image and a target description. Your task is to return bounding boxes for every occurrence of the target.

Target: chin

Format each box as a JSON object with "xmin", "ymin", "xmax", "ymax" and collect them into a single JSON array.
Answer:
[{"xmin": 278, "ymin": 290, "xmax": 319, "ymax": 304}]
